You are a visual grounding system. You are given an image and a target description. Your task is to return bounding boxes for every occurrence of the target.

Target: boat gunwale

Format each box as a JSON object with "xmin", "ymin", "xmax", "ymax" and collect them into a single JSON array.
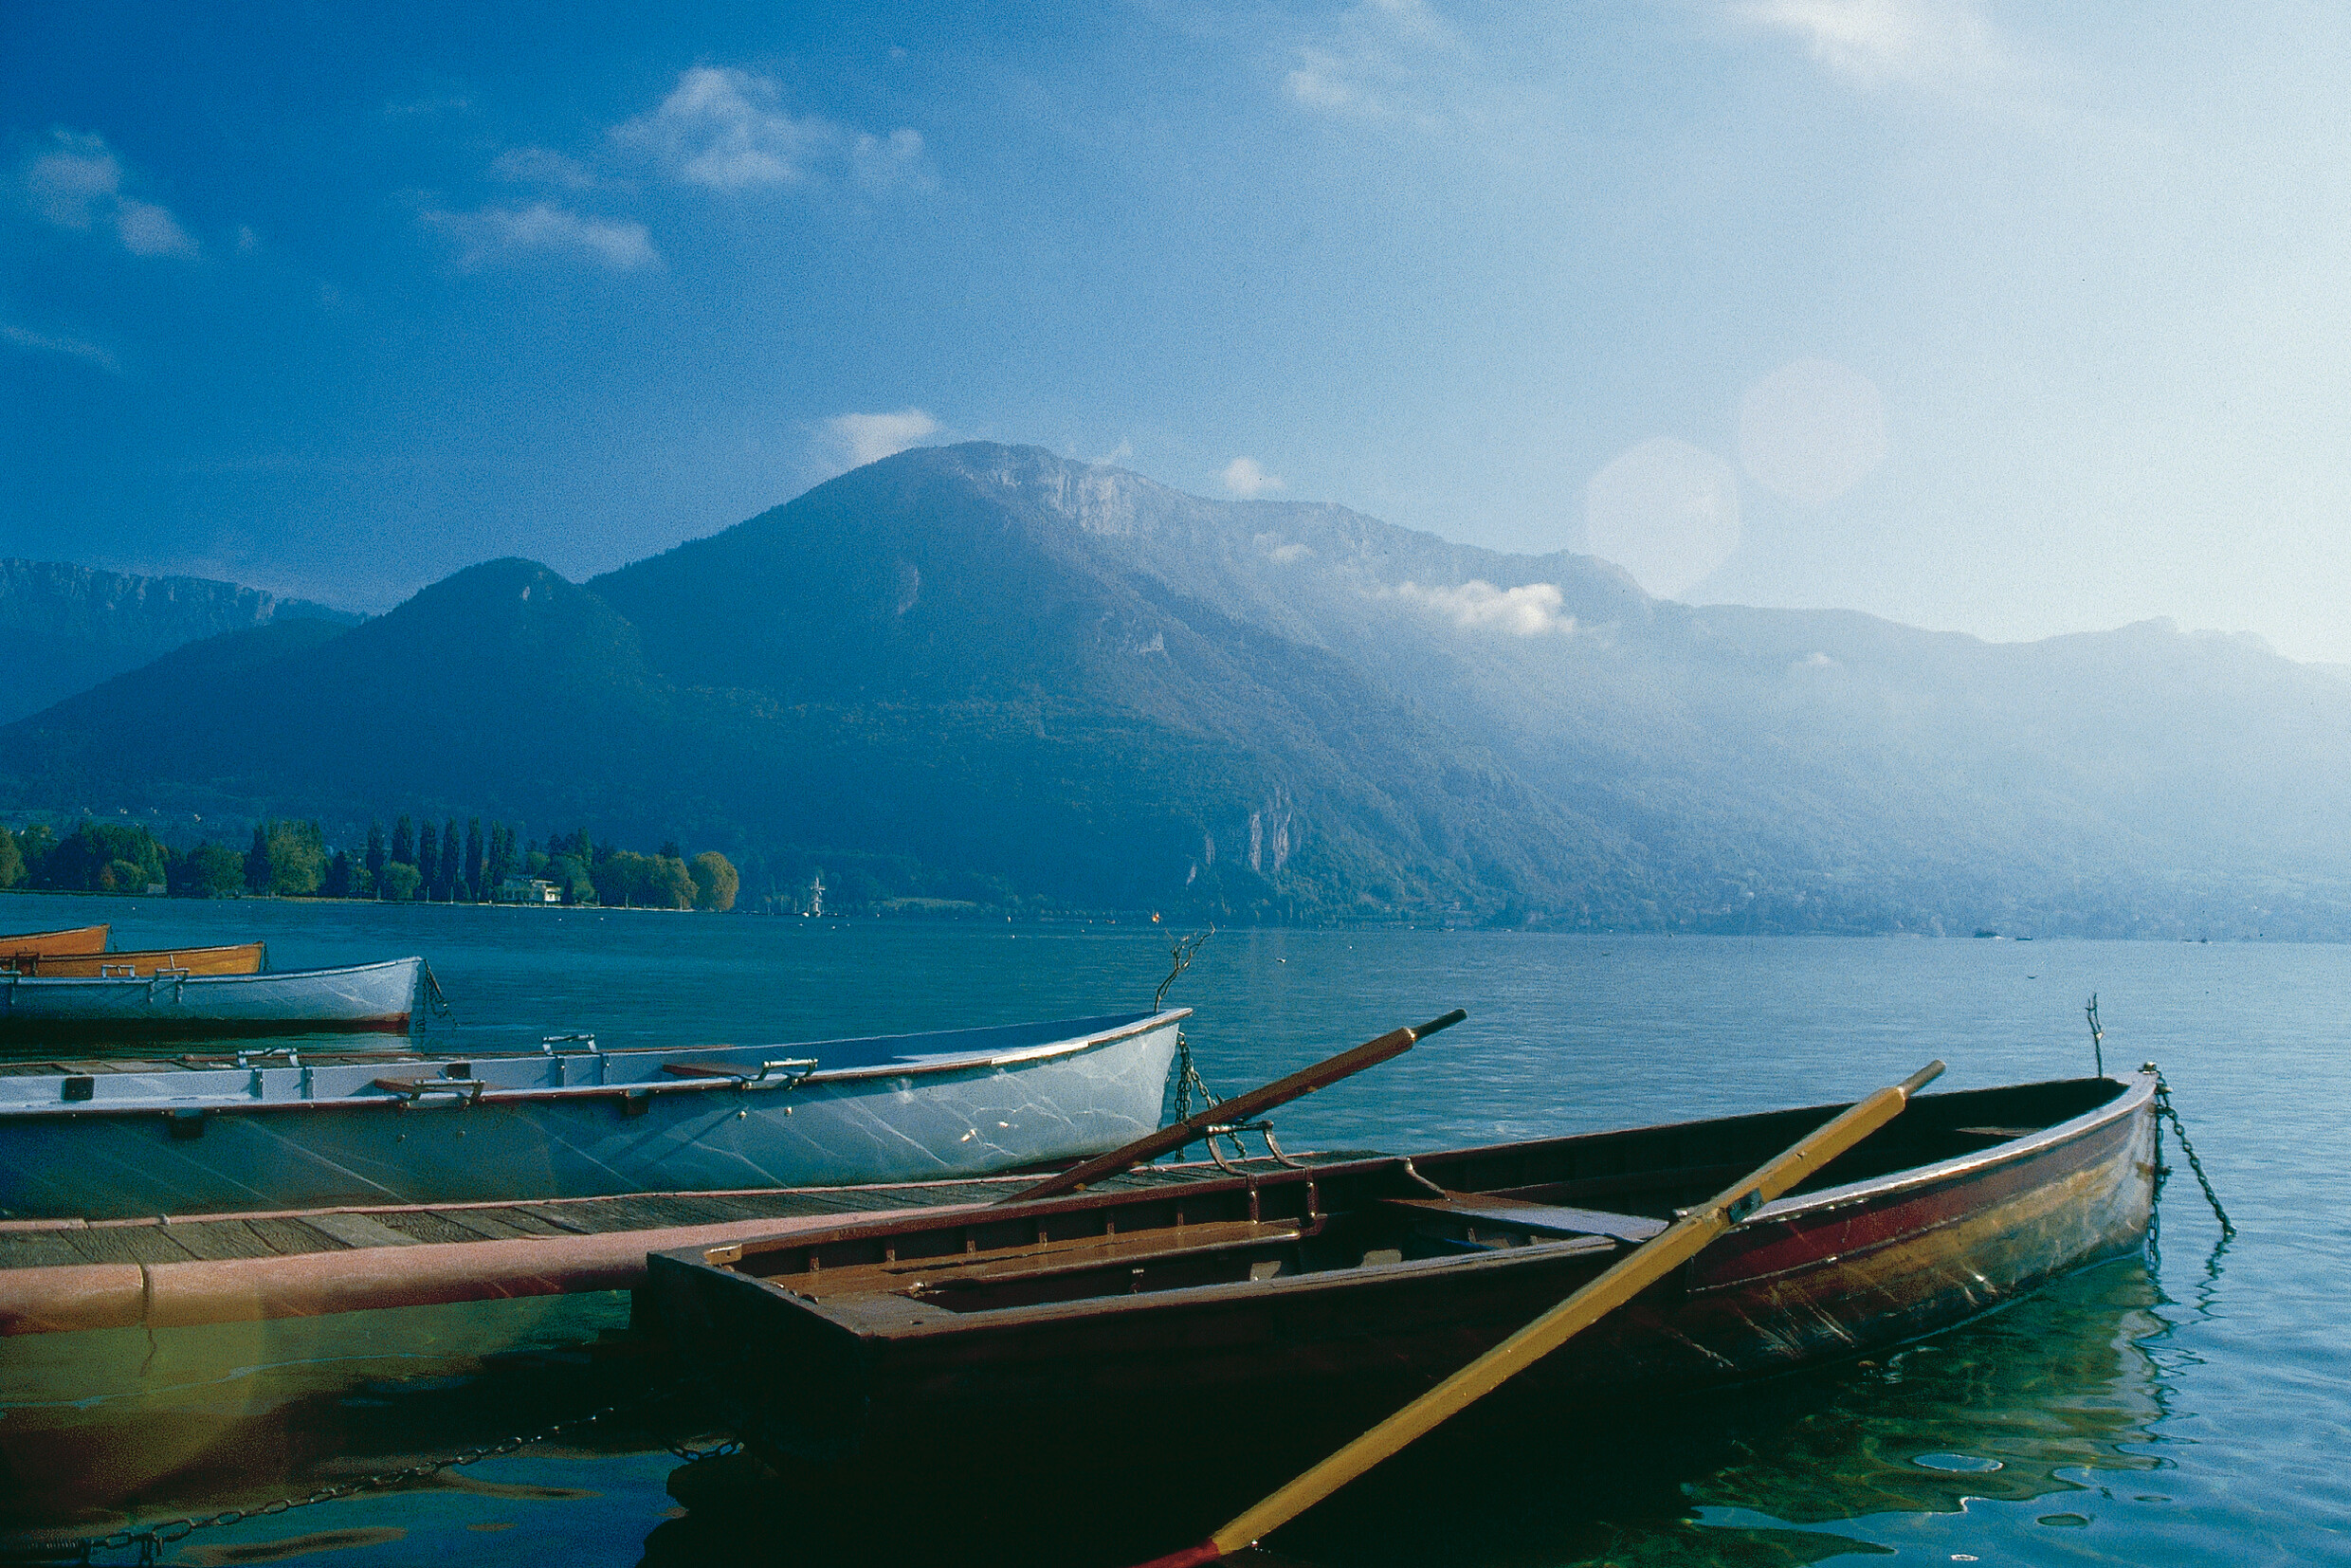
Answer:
[
  {"xmin": 1746, "ymin": 1067, "xmax": 2153, "ymax": 1226},
  {"xmin": 0, "ymin": 940, "xmax": 267, "ymax": 975},
  {"xmin": 673, "ymin": 1071, "xmax": 2155, "ymax": 1334},
  {"xmin": 0, "ymin": 1007, "xmax": 1189, "ymax": 1119},
  {"xmin": 0, "ymin": 956, "xmax": 418, "ymax": 991}
]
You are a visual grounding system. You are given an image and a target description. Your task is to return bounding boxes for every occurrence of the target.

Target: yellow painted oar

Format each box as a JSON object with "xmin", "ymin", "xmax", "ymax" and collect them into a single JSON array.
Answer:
[{"xmin": 1134, "ymin": 1058, "xmax": 1948, "ymax": 1568}]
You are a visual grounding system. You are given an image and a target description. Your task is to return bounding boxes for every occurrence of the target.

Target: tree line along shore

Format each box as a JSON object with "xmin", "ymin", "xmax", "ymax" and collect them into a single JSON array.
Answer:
[{"xmin": 0, "ymin": 817, "xmax": 738, "ymax": 911}]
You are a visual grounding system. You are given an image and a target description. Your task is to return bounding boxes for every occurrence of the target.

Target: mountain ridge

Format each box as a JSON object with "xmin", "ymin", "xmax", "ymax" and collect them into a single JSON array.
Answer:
[{"xmin": 5, "ymin": 444, "xmax": 2348, "ymax": 936}]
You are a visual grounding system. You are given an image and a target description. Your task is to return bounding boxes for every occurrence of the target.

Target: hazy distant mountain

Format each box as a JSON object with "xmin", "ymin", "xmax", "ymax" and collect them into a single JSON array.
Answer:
[
  {"xmin": 0, "ymin": 559, "xmax": 361, "ymax": 723},
  {"xmin": 5, "ymin": 445, "xmax": 2349, "ymax": 936}
]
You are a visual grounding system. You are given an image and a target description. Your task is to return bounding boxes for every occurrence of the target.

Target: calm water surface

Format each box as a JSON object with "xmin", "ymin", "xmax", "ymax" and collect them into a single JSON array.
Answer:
[{"xmin": 1, "ymin": 893, "xmax": 2342, "ymax": 1565}]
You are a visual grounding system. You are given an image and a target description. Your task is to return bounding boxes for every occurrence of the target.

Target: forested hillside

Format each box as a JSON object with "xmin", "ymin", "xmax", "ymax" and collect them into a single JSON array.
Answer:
[{"xmin": 7, "ymin": 445, "xmax": 2347, "ymax": 935}]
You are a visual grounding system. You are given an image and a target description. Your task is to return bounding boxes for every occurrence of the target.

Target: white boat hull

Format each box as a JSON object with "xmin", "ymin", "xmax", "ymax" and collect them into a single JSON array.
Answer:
[
  {"xmin": 0, "ymin": 958, "xmax": 423, "ymax": 1043},
  {"xmin": 0, "ymin": 1010, "xmax": 1187, "ymax": 1218}
]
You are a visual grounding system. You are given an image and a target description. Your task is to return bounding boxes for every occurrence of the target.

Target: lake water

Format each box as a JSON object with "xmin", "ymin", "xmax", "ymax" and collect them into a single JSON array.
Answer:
[{"xmin": 2, "ymin": 893, "xmax": 2343, "ymax": 1566}]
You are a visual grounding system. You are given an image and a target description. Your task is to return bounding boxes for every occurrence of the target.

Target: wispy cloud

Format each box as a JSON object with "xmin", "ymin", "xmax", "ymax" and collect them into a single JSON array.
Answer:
[
  {"xmin": 822, "ymin": 408, "xmax": 941, "ymax": 469},
  {"xmin": 1728, "ymin": 0, "xmax": 2025, "ymax": 93},
  {"xmin": 1281, "ymin": 0, "xmax": 1498, "ymax": 132},
  {"xmin": 490, "ymin": 146, "xmax": 599, "ymax": 190},
  {"xmin": 420, "ymin": 203, "xmax": 659, "ymax": 271},
  {"xmin": 1222, "ymin": 456, "xmax": 1285, "ymax": 498},
  {"xmin": 2, "ymin": 322, "xmax": 119, "ymax": 373},
  {"xmin": 22, "ymin": 129, "xmax": 198, "ymax": 259},
  {"xmin": 614, "ymin": 67, "xmax": 927, "ymax": 192},
  {"xmin": 1391, "ymin": 579, "xmax": 1577, "ymax": 636}
]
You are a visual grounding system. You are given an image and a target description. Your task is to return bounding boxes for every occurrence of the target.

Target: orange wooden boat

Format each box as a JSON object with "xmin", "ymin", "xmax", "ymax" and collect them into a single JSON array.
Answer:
[
  {"xmin": 0, "ymin": 925, "xmax": 108, "ymax": 963},
  {"xmin": 0, "ymin": 941, "xmax": 264, "ymax": 978}
]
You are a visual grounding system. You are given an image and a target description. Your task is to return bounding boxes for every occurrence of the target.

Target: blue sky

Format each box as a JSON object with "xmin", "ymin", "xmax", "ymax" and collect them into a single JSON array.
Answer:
[{"xmin": 6, "ymin": 2, "xmax": 2350, "ymax": 661}]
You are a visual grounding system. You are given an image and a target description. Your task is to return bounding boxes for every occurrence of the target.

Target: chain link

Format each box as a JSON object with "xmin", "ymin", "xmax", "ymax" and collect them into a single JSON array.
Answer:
[
  {"xmin": 1171, "ymin": 1029, "xmax": 1221, "ymax": 1123},
  {"xmin": 47, "ymin": 1377, "xmax": 736, "ymax": 1565},
  {"xmin": 2152, "ymin": 1071, "xmax": 2235, "ymax": 1240}
]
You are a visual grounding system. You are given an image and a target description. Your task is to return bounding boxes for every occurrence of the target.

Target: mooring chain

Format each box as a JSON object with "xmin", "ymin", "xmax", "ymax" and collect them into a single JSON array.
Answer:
[
  {"xmin": 1171, "ymin": 1029, "xmax": 1222, "ymax": 1123},
  {"xmin": 2151, "ymin": 1072, "xmax": 2236, "ymax": 1240},
  {"xmin": 55, "ymin": 1380, "xmax": 738, "ymax": 1565}
]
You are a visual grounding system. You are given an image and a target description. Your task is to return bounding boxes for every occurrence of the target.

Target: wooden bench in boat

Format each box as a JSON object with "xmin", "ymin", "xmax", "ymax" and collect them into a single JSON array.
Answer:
[{"xmin": 1379, "ymin": 1192, "xmax": 1668, "ymax": 1248}]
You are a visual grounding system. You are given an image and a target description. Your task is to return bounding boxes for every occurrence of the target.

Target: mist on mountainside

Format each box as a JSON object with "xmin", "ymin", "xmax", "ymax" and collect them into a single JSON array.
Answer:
[{"xmin": 5, "ymin": 445, "xmax": 2347, "ymax": 936}]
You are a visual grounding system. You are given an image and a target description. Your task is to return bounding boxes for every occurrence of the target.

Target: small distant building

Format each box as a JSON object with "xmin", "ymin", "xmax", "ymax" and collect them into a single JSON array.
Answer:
[{"xmin": 496, "ymin": 876, "xmax": 561, "ymax": 905}]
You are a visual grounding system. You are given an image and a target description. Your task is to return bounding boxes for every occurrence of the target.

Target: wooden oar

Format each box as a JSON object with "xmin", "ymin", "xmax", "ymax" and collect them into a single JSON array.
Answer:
[
  {"xmin": 998, "ymin": 1009, "xmax": 1467, "ymax": 1205},
  {"xmin": 1134, "ymin": 1058, "xmax": 1948, "ymax": 1567}
]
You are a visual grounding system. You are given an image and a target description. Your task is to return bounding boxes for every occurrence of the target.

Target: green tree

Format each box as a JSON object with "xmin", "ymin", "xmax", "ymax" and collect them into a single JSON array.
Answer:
[
  {"xmin": 365, "ymin": 820, "xmax": 386, "ymax": 886},
  {"xmin": 689, "ymin": 851, "xmax": 739, "ymax": 912},
  {"xmin": 0, "ymin": 828, "xmax": 22, "ymax": 889},
  {"xmin": 377, "ymin": 861, "xmax": 422, "ymax": 902},
  {"xmin": 49, "ymin": 821, "xmax": 167, "ymax": 892},
  {"xmin": 14, "ymin": 825, "xmax": 55, "ymax": 886},
  {"xmin": 415, "ymin": 822, "xmax": 438, "ymax": 899},
  {"xmin": 173, "ymin": 842, "xmax": 246, "ymax": 898},
  {"xmin": 437, "ymin": 817, "xmax": 462, "ymax": 901},
  {"xmin": 324, "ymin": 851, "xmax": 355, "ymax": 899},
  {"xmin": 547, "ymin": 853, "xmax": 592, "ymax": 903},
  {"xmin": 250, "ymin": 820, "xmax": 327, "ymax": 897},
  {"xmin": 391, "ymin": 815, "xmax": 415, "ymax": 868},
  {"xmin": 464, "ymin": 818, "xmax": 484, "ymax": 902},
  {"xmin": 593, "ymin": 850, "xmax": 696, "ymax": 909}
]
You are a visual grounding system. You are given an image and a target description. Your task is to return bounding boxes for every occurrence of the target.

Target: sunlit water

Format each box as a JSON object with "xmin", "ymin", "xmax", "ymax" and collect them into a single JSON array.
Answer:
[{"xmin": 0, "ymin": 893, "xmax": 2342, "ymax": 1565}]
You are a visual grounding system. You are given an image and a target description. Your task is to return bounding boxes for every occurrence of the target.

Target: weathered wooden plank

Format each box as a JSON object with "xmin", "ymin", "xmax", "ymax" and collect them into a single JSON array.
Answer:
[
  {"xmin": 370, "ymin": 1211, "xmax": 492, "ymax": 1245},
  {"xmin": 155, "ymin": 1221, "xmax": 282, "ymax": 1262},
  {"xmin": 60, "ymin": 1225, "xmax": 201, "ymax": 1266},
  {"xmin": 304, "ymin": 1212, "xmax": 425, "ymax": 1250},
  {"xmin": 242, "ymin": 1217, "xmax": 345, "ymax": 1255}
]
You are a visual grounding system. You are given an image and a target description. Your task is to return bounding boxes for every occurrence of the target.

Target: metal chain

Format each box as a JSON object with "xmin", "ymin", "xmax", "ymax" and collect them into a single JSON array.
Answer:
[
  {"xmin": 1172, "ymin": 1029, "xmax": 1221, "ymax": 1123},
  {"xmin": 2152, "ymin": 1072, "xmax": 2236, "ymax": 1240},
  {"xmin": 54, "ymin": 1377, "xmax": 736, "ymax": 1565}
]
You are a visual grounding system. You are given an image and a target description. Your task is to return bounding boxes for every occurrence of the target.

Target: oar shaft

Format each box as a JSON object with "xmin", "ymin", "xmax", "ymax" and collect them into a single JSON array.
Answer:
[
  {"xmin": 1003, "ymin": 1010, "xmax": 1466, "ymax": 1204},
  {"xmin": 1184, "ymin": 1059, "xmax": 1945, "ymax": 1559}
]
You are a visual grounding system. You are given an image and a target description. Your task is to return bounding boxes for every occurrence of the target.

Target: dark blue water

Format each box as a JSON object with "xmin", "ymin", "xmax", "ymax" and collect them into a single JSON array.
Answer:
[{"xmin": 2, "ymin": 893, "xmax": 2342, "ymax": 1565}]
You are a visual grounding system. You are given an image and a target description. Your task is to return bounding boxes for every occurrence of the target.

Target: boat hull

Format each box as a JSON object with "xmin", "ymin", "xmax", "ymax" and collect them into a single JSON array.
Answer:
[
  {"xmin": 0, "ymin": 925, "xmax": 107, "ymax": 961},
  {"xmin": 1, "ymin": 941, "xmax": 266, "ymax": 978},
  {"xmin": 0, "ymin": 1011, "xmax": 1186, "ymax": 1218},
  {"xmin": 0, "ymin": 957, "xmax": 415, "ymax": 1045},
  {"xmin": 647, "ymin": 1072, "xmax": 2157, "ymax": 1496}
]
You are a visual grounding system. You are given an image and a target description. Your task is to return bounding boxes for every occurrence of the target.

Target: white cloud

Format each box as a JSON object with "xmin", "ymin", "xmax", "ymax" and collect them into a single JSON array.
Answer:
[
  {"xmin": 1281, "ymin": 1, "xmax": 1486, "ymax": 131},
  {"xmin": 823, "ymin": 409, "xmax": 941, "ymax": 469},
  {"xmin": 1222, "ymin": 456, "xmax": 1285, "ymax": 498},
  {"xmin": 2, "ymin": 322, "xmax": 118, "ymax": 373},
  {"xmin": 491, "ymin": 146, "xmax": 599, "ymax": 190},
  {"xmin": 615, "ymin": 67, "xmax": 926, "ymax": 192},
  {"xmin": 1268, "ymin": 541, "xmax": 1314, "ymax": 564},
  {"xmin": 22, "ymin": 129, "xmax": 198, "ymax": 259},
  {"xmin": 1392, "ymin": 579, "xmax": 1576, "ymax": 636},
  {"xmin": 1729, "ymin": 0, "xmax": 2022, "ymax": 92},
  {"xmin": 421, "ymin": 203, "xmax": 659, "ymax": 271}
]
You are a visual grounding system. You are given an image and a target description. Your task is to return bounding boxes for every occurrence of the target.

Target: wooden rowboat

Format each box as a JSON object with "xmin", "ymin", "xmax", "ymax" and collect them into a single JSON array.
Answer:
[
  {"xmin": 0, "ymin": 940, "xmax": 265, "ymax": 978},
  {"xmin": 0, "ymin": 925, "xmax": 108, "ymax": 962},
  {"xmin": 646, "ymin": 1068, "xmax": 2157, "ymax": 1555},
  {"xmin": 0, "ymin": 956, "xmax": 421, "ymax": 1048}
]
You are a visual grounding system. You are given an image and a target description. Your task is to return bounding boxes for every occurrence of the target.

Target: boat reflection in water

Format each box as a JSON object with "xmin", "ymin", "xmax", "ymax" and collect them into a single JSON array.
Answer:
[
  {"xmin": 0, "ymin": 1214, "xmax": 2180, "ymax": 1567},
  {"xmin": 634, "ymin": 1254, "xmax": 2175, "ymax": 1568}
]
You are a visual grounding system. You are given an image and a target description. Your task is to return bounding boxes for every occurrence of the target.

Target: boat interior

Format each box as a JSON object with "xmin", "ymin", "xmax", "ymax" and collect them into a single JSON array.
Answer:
[{"xmin": 709, "ymin": 1076, "xmax": 2135, "ymax": 1322}]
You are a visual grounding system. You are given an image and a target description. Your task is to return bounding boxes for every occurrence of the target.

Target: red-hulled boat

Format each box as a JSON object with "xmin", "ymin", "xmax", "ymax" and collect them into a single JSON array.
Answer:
[{"xmin": 647, "ymin": 1067, "xmax": 2156, "ymax": 1557}]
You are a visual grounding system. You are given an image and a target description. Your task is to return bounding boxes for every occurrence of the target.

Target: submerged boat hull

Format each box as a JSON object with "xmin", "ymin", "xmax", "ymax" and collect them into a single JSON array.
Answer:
[
  {"xmin": 0, "ymin": 1010, "xmax": 1187, "ymax": 1218},
  {"xmin": 0, "ymin": 957, "xmax": 416, "ymax": 1044},
  {"xmin": 647, "ymin": 1071, "xmax": 2157, "ymax": 1505}
]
